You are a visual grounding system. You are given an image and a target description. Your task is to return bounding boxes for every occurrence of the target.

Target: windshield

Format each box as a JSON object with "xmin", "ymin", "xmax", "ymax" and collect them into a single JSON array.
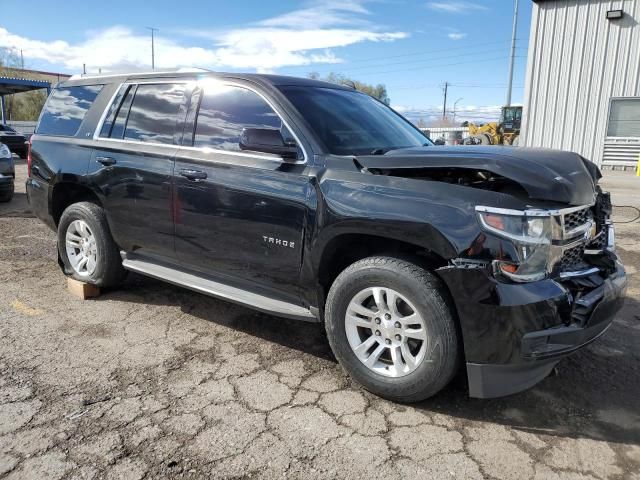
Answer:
[{"xmin": 278, "ymin": 86, "xmax": 431, "ymax": 156}]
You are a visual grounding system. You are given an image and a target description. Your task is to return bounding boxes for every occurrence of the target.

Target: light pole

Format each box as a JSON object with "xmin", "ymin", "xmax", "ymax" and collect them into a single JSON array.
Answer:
[
  {"xmin": 146, "ymin": 27, "xmax": 159, "ymax": 69},
  {"xmin": 505, "ymin": 0, "xmax": 519, "ymax": 106},
  {"xmin": 453, "ymin": 97, "xmax": 464, "ymax": 123}
]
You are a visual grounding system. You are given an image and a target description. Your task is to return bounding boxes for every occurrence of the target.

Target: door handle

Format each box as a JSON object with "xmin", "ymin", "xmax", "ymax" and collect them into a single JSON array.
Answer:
[
  {"xmin": 179, "ymin": 169, "xmax": 207, "ymax": 181},
  {"xmin": 96, "ymin": 156, "xmax": 116, "ymax": 166}
]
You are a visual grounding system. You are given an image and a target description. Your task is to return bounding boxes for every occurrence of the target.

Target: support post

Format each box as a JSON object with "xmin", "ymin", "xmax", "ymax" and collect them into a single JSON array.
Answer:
[{"xmin": 505, "ymin": 0, "xmax": 519, "ymax": 106}]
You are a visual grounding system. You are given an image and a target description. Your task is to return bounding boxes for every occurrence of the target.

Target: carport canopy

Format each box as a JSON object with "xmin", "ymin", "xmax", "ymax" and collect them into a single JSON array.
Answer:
[{"xmin": 0, "ymin": 76, "xmax": 51, "ymax": 123}]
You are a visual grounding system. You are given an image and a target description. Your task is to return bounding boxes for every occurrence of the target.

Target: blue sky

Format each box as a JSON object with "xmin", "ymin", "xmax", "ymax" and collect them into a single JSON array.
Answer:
[{"xmin": 0, "ymin": 0, "xmax": 531, "ymax": 123}]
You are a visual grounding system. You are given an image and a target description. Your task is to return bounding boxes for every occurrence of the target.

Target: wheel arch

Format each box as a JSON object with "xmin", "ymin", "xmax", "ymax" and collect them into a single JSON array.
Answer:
[
  {"xmin": 315, "ymin": 233, "xmax": 451, "ymax": 307},
  {"xmin": 50, "ymin": 182, "xmax": 102, "ymax": 226}
]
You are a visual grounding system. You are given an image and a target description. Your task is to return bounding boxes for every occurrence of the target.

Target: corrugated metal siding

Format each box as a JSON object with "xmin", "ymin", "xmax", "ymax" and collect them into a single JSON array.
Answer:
[{"xmin": 521, "ymin": 0, "xmax": 640, "ymax": 166}]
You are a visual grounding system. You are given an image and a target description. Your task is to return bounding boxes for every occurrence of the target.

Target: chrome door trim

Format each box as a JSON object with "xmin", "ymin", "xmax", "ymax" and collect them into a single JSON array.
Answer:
[{"xmin": 92, "ymin": 78, "xmax": 309, "ymax": 165}]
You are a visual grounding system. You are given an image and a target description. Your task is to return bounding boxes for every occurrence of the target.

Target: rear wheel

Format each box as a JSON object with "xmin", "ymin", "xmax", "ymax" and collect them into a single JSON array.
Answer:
[
  {"xmin": 58, "ymin": 202, "xmax": 127, "ymax": 288},
  {"xmin": 325, "ymin": 256, "xmax": 460, "ymax": 402}
]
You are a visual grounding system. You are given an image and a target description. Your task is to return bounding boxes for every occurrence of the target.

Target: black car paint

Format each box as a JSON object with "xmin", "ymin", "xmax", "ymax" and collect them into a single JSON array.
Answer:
[
  {"xmin": 26, "ymin": 72, "xmax": 627, "ymax": 398},
  {"xmin": 356, "ymin": 146, "xmax": 599, "ymax": 206}
]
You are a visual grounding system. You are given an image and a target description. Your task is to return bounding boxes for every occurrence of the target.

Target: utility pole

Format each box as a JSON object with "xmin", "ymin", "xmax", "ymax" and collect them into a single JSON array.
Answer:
[
  {"xmin": 83, "ymin": 63, "xmax": 86, "ymax": 75},
  {"xmin": 442, "ymin": 82, "xmax": 449, "ymax": 119},
  {"xmin": 505, "ymin": 0, "xmax": 519, "ymax": 106},
  {"xmin": 20, "ymin": 50, "xmax": 24, "ymax": 69},
  {"xmin": 146, "ymin": 27, "xmax": 159, "ymax": 69}
]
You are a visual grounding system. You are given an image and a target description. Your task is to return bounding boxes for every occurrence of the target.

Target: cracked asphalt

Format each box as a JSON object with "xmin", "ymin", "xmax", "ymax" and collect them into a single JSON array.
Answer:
[{"xmin": 1, "ymin": 162, "xmax": 639, "ymax": 479}]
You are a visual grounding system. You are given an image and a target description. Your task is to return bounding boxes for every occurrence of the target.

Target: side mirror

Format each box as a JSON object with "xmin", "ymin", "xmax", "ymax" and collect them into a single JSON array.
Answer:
[{"xmin": 239, "ymin": 128, "xmax": 299, "ymax": 160}]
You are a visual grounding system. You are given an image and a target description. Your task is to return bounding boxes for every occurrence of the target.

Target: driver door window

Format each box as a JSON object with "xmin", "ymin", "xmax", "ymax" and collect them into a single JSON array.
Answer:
[{"xmin": 192, "ymin": 85, "xmax": 289, "ymax": 151}]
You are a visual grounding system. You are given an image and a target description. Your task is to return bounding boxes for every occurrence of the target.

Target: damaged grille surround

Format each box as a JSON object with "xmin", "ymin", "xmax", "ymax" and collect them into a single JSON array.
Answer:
[{"xmin": 476, "ymin": 201, "xmax": 612, "ymax": 282}]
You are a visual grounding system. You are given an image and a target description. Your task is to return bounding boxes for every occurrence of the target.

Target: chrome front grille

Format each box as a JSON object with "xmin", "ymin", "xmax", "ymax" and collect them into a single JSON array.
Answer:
[
  {"xmin": 550, "ymin": 206, "xmax": 597, "ymax": 274},
  {"xmin": 558, "ymin": 244, "xmax": 586, "ymax": 271},
  {"xmin": 562, "ymin": 207, "xmax": 593, "ymax": 238}
]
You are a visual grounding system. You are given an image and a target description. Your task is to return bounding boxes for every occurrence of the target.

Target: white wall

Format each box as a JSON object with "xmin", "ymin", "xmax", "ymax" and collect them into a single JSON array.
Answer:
[{"xmin": 521, "ymin": 0, "xmax": 640, "ymax": 167}]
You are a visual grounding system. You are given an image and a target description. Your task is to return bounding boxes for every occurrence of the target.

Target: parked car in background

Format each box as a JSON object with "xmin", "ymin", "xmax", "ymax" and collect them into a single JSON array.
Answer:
[
  {"xmin": 0, "ymin": 124, "xmax": 28, "ymax": 158},
  {"xmin": 26, "ymin": 71, "xmax": 627, "ymax": 402},
  {"xmin": 0, "ymin": 143, "xmax": 15, "ymax": 202}
]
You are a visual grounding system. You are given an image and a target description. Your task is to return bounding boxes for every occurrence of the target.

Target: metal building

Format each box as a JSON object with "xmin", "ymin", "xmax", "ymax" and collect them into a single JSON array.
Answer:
[{"xmin": 521, "ymin": 0, "xmax": 640, "ymax": 168}]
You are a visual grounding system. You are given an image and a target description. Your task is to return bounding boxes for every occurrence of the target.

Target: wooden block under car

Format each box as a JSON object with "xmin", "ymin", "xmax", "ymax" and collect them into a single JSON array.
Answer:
[{"xmin": 67, "ymin": 277, "xmax": 101, "ymax": 299}]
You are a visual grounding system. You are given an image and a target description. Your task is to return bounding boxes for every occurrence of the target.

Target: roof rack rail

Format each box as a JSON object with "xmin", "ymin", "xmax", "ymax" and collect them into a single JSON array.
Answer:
[{"xmin": 68, "ymin": 67, "xmax": 213, "ymax": 81}]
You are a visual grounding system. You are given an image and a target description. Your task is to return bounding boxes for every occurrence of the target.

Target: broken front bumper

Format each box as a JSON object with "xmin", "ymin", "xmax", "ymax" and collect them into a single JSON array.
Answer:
[{"xmin": 439, "ymin": 255, "xmax": 627, "ymax": 399}]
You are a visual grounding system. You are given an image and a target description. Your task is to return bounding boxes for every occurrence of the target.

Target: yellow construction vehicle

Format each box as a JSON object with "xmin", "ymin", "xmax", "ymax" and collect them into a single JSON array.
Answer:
[{"xmin": 463, "ymin": 105, "xmax": 522, "ymax": 146}]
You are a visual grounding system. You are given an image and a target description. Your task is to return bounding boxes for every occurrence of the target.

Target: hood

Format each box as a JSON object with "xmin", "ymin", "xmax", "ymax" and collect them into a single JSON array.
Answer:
[{"xmin": 355, "ymin": 146, "xmax": 599, "ymax": 206}]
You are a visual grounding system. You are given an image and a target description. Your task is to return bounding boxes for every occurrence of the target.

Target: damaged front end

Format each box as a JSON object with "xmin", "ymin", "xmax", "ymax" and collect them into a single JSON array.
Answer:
[{"xmin": 436, "ymin": 189, "xmax": 627, "ymax": 398}]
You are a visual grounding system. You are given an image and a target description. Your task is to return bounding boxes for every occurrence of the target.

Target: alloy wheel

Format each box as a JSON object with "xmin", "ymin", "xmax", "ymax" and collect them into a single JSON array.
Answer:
[
  {"xmin": 344, "ymin": 287, "xmax": 429, "ymax": 377},
  {"xmin": 65, "ymin": 220, "xmax": 98, "ymax": 277}
]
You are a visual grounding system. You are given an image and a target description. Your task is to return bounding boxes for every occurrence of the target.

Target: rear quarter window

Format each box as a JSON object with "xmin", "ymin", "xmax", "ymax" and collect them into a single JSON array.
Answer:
[{"xmin": 36, "ymin": 85, "xmax": 103, "ymax": 136}]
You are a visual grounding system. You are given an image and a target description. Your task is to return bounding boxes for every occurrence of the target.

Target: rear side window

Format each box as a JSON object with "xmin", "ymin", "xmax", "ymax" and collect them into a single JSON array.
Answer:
[
  {"xmin": 123, "ymin": 83, "xmax": 185, "ymax": 144},
  {"xmin": 100, "ymin": 85, "xmax": 136, "ymax": 139},
  {"xmin": 37, "ymin": 85, "xmax": 103, "ymax": 136},
  {"xmin": 193, "ymin": 85, "xmax": 283, "ymax": 151}
]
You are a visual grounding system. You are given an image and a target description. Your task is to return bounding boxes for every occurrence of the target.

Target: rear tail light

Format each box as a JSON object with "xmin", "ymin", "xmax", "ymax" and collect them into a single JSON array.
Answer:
[{"xmin": 27, "ymin": 137, "xmax": 32, "ymax": 177}]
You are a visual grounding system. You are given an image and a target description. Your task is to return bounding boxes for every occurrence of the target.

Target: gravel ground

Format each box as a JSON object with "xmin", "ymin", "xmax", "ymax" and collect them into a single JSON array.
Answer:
[{"xmin": 1, "ymin": 161, "xmax": 639, "ymax": 480}]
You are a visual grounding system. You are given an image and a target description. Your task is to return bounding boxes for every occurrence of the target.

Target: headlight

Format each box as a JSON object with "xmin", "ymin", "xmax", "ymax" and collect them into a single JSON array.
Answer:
[
  {"xmin": 0, "ymin": 144, "xmax": 11, "ymax": 159},
  {"xmin": 476, "ymin": 207, "xmax": 552, "ymax": 282}
]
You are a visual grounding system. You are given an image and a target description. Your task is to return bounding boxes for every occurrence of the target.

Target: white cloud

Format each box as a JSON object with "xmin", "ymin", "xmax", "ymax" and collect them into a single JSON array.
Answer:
[
  {"xmin": 447, "ymin": 32, "xmax": 467, "ymax": 40},
  {"xmin": 207, "ymin": 28, "xmax": 406, "ymax": 72},
  {"xmin": 427, "ymin": 2, "xmax": 488, "ymax": 13},
  {"xmin": 0, "ymin": 1, "xmax": 407, "ymax": 73},
  {"xmin": 0, "ymin": 26, "xmax": 217, "ymax": 72}
]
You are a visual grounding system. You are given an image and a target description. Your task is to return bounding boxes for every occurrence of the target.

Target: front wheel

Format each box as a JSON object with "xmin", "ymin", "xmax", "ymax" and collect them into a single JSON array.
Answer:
[
  {"xmin": 58, "ymin": 202, "xmax": 127, "ymax": 288},
  {"xmin": 325, "ymin": 257, "xmax": 460, "ymax": 403}
]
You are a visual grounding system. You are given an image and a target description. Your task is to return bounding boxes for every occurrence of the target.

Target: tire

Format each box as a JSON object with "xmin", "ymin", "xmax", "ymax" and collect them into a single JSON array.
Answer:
[
  {"xmin": 0, "ymin": 182, "xmax": 14, "ymax": 203},
  {"xmin": 58, "ymin": 202, "xmax": 127, "ymax": 288},
  {"xmin": 479, "ymin": 133, "xmax": 492, "ymax": 145},
  {"xmin": 325, "ymin": 256, "xmax": 460, "ymax": 402},
  {"xmin": 511, "ymin": 135, "xmax": 520, "ymax": 146}
]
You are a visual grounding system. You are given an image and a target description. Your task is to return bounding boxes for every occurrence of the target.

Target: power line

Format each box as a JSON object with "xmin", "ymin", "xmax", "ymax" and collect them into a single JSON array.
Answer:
[
  {"xmin": 307, "ymin": 46, "xmax": 527, "ymax": 76},
  {"xmin": 320, "ymin": 46, "xmax": 526, "ymax": 75},
  {"xmin": 389, "ymin": 83, "xmax": 524, "ymax": 91},
  {"xmin": 339, "ymin": 55, "xmax": 526, "ymax": 77},
  {"xmin": 295, "ymin": 39, "xmax": 528, "ymax": 72}
]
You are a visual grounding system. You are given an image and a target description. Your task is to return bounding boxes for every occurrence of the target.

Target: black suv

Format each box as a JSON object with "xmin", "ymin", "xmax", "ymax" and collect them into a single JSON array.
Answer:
[{"xmin": 26, "ymin": 72, "xmax": 627, "ymax": 401}]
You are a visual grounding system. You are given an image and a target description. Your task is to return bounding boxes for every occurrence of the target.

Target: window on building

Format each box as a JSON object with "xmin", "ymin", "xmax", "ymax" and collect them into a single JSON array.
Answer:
[
  {"xmin": 607, "ymin": 98, "xmax": 640, "ymax": 137},
  {"xmin": 124, "ymin": 83, "xmax": 185, "ymax": 144},
  {"xmin": 193, "ymin": 85, "xmax": 284, "ymax": 151},
  {"xmin": 36, "ymin": 85, "xmax": 103, "ymax": 136}
]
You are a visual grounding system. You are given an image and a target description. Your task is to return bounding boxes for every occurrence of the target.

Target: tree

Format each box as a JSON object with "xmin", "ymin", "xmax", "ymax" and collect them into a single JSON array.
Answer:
[{"xmin": 308, "ymin": 72, "xmax": 390, "ymax": 104}]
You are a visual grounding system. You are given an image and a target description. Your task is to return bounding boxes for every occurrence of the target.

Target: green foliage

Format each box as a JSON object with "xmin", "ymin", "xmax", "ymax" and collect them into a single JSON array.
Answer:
[{"xmin": 308, "ymin": 72, "xmax": 390, "ymax": 104}]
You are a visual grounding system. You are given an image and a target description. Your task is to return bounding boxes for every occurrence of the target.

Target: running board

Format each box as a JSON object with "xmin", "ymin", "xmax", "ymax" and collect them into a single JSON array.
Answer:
[{"xmin": 121, "ymin": 254, "xmax": 316, "ymax": 321}]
